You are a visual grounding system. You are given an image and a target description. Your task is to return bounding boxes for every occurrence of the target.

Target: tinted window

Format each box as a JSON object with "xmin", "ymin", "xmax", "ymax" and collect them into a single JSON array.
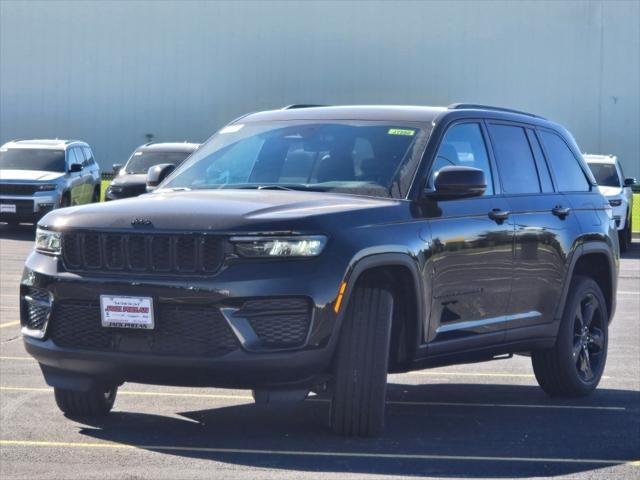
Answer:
[
  {"xmin": 488, "ymin": 124, "xmax": 540, "ymax": 194},
  {"xmin": 164, "ymin": 122, "xmax": 428, "ymax": 199},
  {"xmin": 539, "ymin": 131, "xmax": 590, "ymax": 192},
  {"xmin": 125, "ymin": 151, "xmax": 194, "ymax": 174},
  {"xmin": 0, "ymin": 148, "xmax": 66, "ymax": 172},
  {"xmin": 527, "ymin": 129, "xmax": 554, "ymax": 192},
  {"xmin": 588, "ymin": 163, "xmax": 621, "ymax": 187},
  {"xmin": 431, "ymin": 123, "xmax": 493, "ymax": 195}
]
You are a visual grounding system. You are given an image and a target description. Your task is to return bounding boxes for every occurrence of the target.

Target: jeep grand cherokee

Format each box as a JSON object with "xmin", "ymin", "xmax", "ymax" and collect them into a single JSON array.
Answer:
[{"xmin": 21, "ymin": 104, "xmax": 618, "ymax": 436}]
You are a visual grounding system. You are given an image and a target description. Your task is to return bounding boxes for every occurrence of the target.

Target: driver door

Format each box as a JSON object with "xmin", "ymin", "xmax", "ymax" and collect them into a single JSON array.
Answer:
[{"xmin": 423, "ymin": 121, "xmax": 515, "ymax": 350}]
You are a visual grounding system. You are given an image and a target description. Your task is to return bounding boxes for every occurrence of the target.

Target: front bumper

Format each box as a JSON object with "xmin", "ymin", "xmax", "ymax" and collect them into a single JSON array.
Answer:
[
  {"xmin": 20, "ymin": 250, "xmax": 347, "ymax": 391},
  {"xmin": 0, "ymin": 194, "xmax": 59, "ymax": 223}
]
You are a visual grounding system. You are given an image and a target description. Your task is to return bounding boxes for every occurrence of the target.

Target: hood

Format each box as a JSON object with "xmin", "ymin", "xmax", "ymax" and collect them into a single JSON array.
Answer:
[
  {"xmin": 40, "ymin": 189, "xmax": 401, "ymax": 231},
  {"xmin": 111, "ymin": 173, "xmax": 147, "ymax": 187},
  {"xmin": 0, "ymin": 169, "xmax": 65, "ymax": 182},
  {"xmin": 596, "ymin": 185, "xmax": 623, "ymax": 197}
]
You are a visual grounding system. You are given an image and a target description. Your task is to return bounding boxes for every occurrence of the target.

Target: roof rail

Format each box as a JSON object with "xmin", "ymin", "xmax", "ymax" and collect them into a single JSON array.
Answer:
[
  {"xmin": 282, "ymin": 104, "xmax": 327, "ymax": 110},
  {"xmin": 448, "ymin": 103, "xmax": 545, "ymax": 119}
]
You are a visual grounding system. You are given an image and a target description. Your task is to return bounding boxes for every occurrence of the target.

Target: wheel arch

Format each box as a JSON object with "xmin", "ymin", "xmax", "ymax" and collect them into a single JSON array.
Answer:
[
  {"xmin": 337, "ymin": 253, "xmax": 425, "ymax": 370},
  {"xmin": 556, "ymin": 243, "xmax": 617, "ymax": 323}
]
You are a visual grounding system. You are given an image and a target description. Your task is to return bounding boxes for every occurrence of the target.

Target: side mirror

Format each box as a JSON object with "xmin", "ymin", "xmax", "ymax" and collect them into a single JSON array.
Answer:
[
  {"xmin": 424, "ymin": 166, "xmax": 486, "ymax": 200},
  {"xmin": 146, "ymin": 163, "xmax": 176, "ymax": 192},
  {"xmin": 112, "ymin": 164, "xmax": 123, "ymax": 174},
  {"xmin": 624, "ymin": 177, "xmax": 636, "ymax": 187},
  {"xmin": 68, "ymin": 163, "xmax": 83, "ymax": 173}
]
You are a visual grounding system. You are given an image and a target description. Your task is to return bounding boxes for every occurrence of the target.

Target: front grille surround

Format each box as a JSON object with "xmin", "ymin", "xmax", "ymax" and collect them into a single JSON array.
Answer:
[{"xmin": 61, "ymin": 231, "xmax": 226, "ymax": 275}]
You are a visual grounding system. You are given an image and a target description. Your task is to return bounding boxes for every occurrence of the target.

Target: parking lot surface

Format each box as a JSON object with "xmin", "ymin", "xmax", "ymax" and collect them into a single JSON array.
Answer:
[{"xmin": 0, "ymin": 224, "xmax": 638, "ymax": 479}]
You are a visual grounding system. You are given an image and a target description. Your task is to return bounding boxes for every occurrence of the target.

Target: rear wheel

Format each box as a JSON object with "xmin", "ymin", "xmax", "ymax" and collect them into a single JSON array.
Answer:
[
  {"xmin": 330, "ymin": 285, "xmax": 393, "ymax": 436},
  {"xmin": 54, "ymin": 384, "xmax": 117, "ymax": 417},
  {"xmin": 532, "ymin": 275, "xmax": 608, "ymax": 397}
]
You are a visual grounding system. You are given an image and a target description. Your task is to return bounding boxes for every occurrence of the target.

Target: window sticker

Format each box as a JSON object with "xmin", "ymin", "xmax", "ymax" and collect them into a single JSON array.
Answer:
[
  {"xmin": 388, "ymin": 128, "xmax": 415, "ymax": 136},
  {"xmin": 220, "ymin": 124, "xmax": 244, "ymax": 134}
]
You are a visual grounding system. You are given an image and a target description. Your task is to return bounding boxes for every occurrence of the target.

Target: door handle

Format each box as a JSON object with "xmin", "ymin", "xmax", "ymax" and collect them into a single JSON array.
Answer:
[
  {"xmin": 552, "ymin": 205, "xmax": 571, "ymax": 218},
  {"xmin": 488, "ymin": 208, "xmax": 510, "ymax": 223}
]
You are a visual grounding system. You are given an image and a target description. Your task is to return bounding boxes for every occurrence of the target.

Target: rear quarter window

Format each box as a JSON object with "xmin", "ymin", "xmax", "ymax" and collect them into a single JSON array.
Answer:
[{"xmin": 539, "ymin": 130, "xmax": 590, "ymax": 192}]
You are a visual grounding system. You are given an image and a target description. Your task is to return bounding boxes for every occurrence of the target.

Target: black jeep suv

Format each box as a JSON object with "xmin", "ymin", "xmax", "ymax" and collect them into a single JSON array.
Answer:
[{"xmin": 22, "ymin": 104, "xmax": 618, "ymax": 436}]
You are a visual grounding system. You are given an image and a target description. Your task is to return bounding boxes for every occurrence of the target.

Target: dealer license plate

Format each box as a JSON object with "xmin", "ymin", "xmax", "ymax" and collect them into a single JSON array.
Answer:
[
  {"xmin": 100, "ymin": 295, "xmax": 154, "ymax": 330},
  {"xmin": 0, "ymin": 204, "xmax": 16, "ymax": 213}
]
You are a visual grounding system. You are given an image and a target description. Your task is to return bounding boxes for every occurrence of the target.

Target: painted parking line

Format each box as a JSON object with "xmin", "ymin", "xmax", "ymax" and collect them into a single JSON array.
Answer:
[
  {"xmin": 0, "ymin": 439, "xmax": 637, "ymax": 466},
  {"xmin": 0, "ymin": 321, "xmax": 20, "ymax": 329},
  {"xmin": 0, "ymin": 386, "xmax": 626, "ymax": 411}
]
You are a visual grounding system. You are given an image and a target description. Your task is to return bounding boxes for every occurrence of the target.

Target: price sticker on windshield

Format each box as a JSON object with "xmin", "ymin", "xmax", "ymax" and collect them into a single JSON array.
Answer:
[{"xmin": 388, "ymin": 128, "xmax": 415, "ymax": 136}]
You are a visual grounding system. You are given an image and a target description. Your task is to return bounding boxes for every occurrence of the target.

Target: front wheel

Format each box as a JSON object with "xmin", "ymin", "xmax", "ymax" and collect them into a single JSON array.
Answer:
[
  {"xmin": 618, "ymin": 213, "xmax": 631, "ymax": 252},
  {"xmin": 92, "ymin": 186, "xmax": 101, "ymax": 203},
  {"xmin": 330, "ymin": 285, "xmax": 393, "ymax": 437},
  {"xmin": 54, "ymin": 384, "xmax": 117, "ymax": 417},
  {"xmin": 532, "ymin": 275, "xmax": 608, "ymax": 397}
]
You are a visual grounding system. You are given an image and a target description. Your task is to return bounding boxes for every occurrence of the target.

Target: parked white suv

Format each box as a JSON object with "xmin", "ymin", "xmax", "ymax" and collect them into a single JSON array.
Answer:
[{"xmin": 585, "ymin": 154, "xmax": 635, "ymax": 251}]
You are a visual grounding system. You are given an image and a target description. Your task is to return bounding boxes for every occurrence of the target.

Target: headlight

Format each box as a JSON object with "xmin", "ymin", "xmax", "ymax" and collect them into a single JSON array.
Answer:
[
  {"xmin": 609, "ymin": 199, "xmax": 622, "ymax": 207},
  {"xmin": 230, "ymin": 235, "xmax": 327, "ymax": 258},
  {"xmin": 36, "ymin": 184, "xmax": 56, "ymax": 191},
  {"xmin": 35, "ymin": 228, "xmax": 62, "ymax": 254}
]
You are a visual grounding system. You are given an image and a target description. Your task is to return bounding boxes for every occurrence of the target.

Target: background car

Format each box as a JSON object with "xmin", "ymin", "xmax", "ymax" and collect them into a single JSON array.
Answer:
[
  {"xmin": 105, "ymin": 142, "xmax": 199, "ymax": 200},
  {"xmin": 0, "ymin": 139, "xmax": 101, "ymax": 225},
  {"xmin": 585, "ymin": 154, "xmax": 636, "ymax": 251}
]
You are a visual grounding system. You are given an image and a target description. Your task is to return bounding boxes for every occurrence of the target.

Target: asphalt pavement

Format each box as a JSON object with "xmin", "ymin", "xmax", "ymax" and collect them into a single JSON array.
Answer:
[{"xmin": 0, "ymin": 223, "xmax": 638, "ymax": 479}]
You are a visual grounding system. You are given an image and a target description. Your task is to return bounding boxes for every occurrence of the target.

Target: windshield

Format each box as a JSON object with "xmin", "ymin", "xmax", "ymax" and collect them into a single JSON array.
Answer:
[
  {"xmin": 588, "ymin": 162, "xmax": 620, "ymax": 187},
  {"xmin": 0, "ymin": 148, "xmax": 66, "ymax": 172},
  {"xmin": 125, "ymin": 151, "xmax": 194, "ymax": 174},
  {"xmin": 162, "ymin": 121, "xmax": 429, "ymax": 198}
]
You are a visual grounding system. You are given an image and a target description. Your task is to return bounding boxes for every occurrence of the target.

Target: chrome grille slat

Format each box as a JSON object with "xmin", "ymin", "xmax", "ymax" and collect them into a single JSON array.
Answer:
[{"xmin": 61, "ymin": 232, "xmax": 224, "ymax": 275}]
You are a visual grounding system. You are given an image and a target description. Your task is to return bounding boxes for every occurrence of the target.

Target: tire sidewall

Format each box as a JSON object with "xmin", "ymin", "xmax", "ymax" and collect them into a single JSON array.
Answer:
[{"xmin": 557, "ymin": 277, "xmax": 609, "ymax": 393}]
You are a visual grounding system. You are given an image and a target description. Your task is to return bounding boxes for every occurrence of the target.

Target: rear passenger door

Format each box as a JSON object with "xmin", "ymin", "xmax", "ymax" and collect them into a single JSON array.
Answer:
[{"xmin": 486, "ymin": 123, "xmax": 579, "ymax": 337}]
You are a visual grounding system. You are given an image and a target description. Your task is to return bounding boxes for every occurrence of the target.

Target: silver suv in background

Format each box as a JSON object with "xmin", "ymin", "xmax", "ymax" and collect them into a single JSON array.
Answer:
[
  {"xmin": 584, "ymin": 154, "xmax": 636, "ymax": 251},
  {"xmin": 0, "ymin": 139, "xmax": 101, "ymax": 226}
]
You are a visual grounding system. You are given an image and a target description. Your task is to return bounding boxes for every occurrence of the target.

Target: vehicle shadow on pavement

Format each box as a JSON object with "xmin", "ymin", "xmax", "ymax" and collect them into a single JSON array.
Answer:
[{"xmin": 75, "ymin": 383, "xmax": 640, "ymax": 478}]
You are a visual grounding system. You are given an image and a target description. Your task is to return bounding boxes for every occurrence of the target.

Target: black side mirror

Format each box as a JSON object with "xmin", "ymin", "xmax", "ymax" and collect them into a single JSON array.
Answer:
[
  {"xmin": 112, "ymin": 164, "xmax": 123, "ymax": 174},
  {"xmin": 68, "ymin": 163, "xmax": 83, "ymax": 173},
  {"xmin": 624, "ymin": 177, "xmax": 636, "ymax": 187},
  {"xmin": 146, "ymin": 163, "xmax": 176, "ymax": 192},
  {"xmin": 424, "ymin": 166, "xmax": 486, "ymax": 200}
]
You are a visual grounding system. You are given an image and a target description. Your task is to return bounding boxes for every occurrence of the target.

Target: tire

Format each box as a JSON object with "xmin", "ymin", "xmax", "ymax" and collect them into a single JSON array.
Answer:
[
  {"xmin": 92, "ymin": 186, "xmax": 100, "ymax": 203},
  {"xmin": 330, "ymin": 285, "xmax": 394, "ymax": 436},
  {"xmin": 618, "ymin": 207, "xmax": 632, "ymax": 253},
  {"xmin": 532, "ymin": 275, "xmax": 608, "ymax": 397},
  {"xmin": 54, "ymin": 384, "xmax": 117, "ymax": 417}
]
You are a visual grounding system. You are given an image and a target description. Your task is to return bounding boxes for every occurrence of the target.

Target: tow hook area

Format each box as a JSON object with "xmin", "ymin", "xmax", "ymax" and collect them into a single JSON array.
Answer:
[{"xmin": 252, "ymin": 388, "xmax": 310, "ymax": 404}]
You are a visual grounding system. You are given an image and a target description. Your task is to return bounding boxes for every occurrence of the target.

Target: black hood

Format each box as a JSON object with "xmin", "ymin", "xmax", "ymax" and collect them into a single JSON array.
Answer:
[{"xmin": 41, "ymin": 190, "xmax": 403, "ymax": 232}]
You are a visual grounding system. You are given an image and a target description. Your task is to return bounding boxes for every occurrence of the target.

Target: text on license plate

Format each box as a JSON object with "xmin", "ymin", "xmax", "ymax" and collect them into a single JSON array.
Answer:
[{"xmin": 100, "ymin": 295, "xmax": 154, "ymax": 329}]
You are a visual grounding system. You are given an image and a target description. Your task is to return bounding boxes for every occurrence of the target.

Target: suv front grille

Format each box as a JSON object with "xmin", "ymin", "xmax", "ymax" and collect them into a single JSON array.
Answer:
[
  {"xmin": 0, "ymin": 184, "xmax": 39, "ymax": 196},
  {"xmin": 61, "ymin": 232, "xmax": 225, "ymax": 275},
  {"xmin": 50, "ymin": 301, "xmax": 238, "ymax": 356}
]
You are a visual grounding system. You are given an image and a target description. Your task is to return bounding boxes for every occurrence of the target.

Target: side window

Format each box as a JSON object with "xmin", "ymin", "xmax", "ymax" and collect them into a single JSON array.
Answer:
[
  {"xmin": 431, "ymin": 123, "xmax": 494, "ymax": 196},
  {"xmin": 82, "ymin": 147, "xmax": 94, "ymax": 166},
  {"xmin": 539, "ymin": 131, "xmax": 590, "ymax": 192},
  {"xmin": 526, "ymin": 129, "xmax": 554, "ymax": 192},
  {"xmin": 67, "ymin": 148, "xmax": 80, "ymax": 168},
  {"xmin": 487, "ymin": 124, "xmax": 540, "ymax": 194}
]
